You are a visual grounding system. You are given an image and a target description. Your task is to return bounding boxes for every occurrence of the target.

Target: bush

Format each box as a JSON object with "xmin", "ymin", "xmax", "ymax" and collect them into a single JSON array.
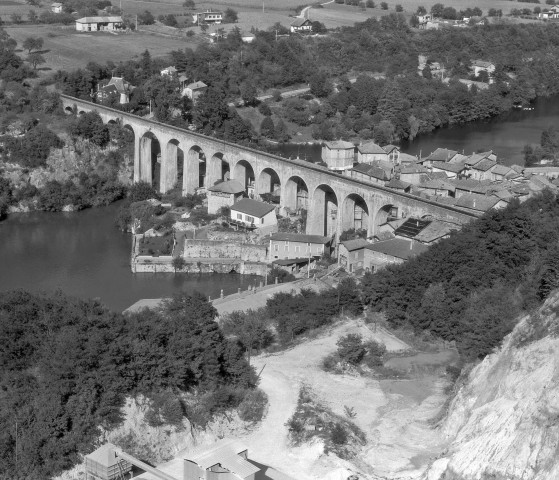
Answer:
[
  {"xmin": 238, "ymin": 389, "xmax": 268, "ymax": 422},
  {"xmin": 336, "ymin": 334, "xmax": 367, "ymax": 365},
  {"xmin": 330, "ymin": 423, "xmax": 348, "ymax": 445},
  {"xmin": 322, "ymin": 352, "xmax": 341, "ymax": 372},
  {"xmin": 258, "ymin": 102, "xmax": 272, "ymax": 116}
]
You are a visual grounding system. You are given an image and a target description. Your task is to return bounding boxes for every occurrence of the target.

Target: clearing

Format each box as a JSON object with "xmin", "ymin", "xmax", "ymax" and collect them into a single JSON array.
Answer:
[{"xmin": 240, "ymin": 318, "xmax": 454, "ymax": 479}]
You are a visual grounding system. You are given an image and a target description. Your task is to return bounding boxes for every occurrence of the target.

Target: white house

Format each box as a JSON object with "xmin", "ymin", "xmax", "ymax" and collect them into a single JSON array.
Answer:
[
  {"xmin": 75, "ymin": 16, "xmax": 124, "ymax": 31},
  {"xmin": 290, "ymin": 18, "xmax": 313, "ymax": 33},
  {"xmin": 230, "ymin": 198, "xmax": 277, "ymax": 235},
  {"xmin": 161, "ymin": 66, "xmax": 177, "ymax": 77},
  {"xmin": 51, "ymin": 2, "xmax": 63, "ymax": 13},
  {"xmin": 192, "ymin": 9, "xmax": 222, "ymax": 24},
  {"xmin": 241, "ymin": 32, "xmax": 256, "ymax": 43}
]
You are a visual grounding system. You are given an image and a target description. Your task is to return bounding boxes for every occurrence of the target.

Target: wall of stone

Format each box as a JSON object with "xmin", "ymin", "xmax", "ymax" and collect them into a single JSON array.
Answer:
[{"xmin": 183, "ymin": 239, "xmax": 267, "ymax": 262}]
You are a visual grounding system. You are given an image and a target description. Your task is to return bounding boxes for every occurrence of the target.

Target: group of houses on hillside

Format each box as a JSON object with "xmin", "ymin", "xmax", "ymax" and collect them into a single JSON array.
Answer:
[
  {"xmin": 95, "ymin": 67, "xmax": 207, "ymax": 106},
  {"xmin": 418, "ymin": 54, "xmax": 496, "ymax": 88}
]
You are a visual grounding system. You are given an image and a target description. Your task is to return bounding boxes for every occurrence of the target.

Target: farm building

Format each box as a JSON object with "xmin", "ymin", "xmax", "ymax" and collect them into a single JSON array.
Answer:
[
  {"xmin": 290, "ymin": 18, "xmax": 313, "ymax": 33},
  {"xmin": 75, "ymin": 16, "xmax": 124, "ymax": 31},
  {"xmin": 51, "ymin": 2, "xmax": 63, "ymax": 13}
]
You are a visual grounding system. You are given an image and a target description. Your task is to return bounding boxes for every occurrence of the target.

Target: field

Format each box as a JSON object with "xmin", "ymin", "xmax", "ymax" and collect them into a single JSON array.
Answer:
[{"xmin": 5, "ymin": 25, "xmax": 198, "ymax": 70}]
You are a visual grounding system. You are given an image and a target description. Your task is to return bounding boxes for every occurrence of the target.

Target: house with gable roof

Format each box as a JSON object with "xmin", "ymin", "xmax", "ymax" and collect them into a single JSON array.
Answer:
[
  {"xmin": 322, "ymin": 140, "xmax": 355, "ymax": 172},
  {"xmin": 207, "ymin": 180, "xmax": 245, "ymax": 214},
  {"xmin": 290, "ymin": 17, "xmax": 313, "ymax": 33},
  {"xmin": 96, "ymin": 76, "xmax": 134, "ymax": 104},
  {"xmin": 357, "ymin": 141, "xmax": 389, "ymax": 163},
  {"xmin": 230, "ymin": 198, "xmax": 277, "ymax": 235}
]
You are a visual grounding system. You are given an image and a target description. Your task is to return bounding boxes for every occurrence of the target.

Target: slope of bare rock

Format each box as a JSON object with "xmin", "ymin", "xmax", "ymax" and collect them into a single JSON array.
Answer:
[{"xmin": 424, "ymin": 294, "xmax": 559, "ymax": 480}]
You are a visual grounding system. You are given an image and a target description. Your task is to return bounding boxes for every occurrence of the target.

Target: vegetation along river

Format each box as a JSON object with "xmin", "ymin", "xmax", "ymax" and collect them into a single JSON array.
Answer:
[
  {"xmin": 0, "ymin": 202, "xmax": 260, "ymax": 312},
  {"xmin": 2, "ymin": 96, "xmax": 558, "ymax": 311},
  {"xmin": 275, "ymin": 95, "xmax": 559, "ymax": 165}
]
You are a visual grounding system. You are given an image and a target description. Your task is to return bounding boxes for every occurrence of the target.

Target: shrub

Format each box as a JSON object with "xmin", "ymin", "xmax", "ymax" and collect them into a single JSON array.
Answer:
[
  {"xmin": 336, "ymin": 334, "xmax": 367, "ymax": 365},
  {"xmin": 330, "ymin": 423, "xmax": 348, "ymax": 445},
  {"xmin": 322, "ymin": 352, "xmax": 341, "ymax": 372},
  {"xmin": 238, "ymin": 389, "xmax": 268, "ymax": 422},
  {"xmin": 258, "ymin": 102, "xmax": 272, "ymax": 116}
]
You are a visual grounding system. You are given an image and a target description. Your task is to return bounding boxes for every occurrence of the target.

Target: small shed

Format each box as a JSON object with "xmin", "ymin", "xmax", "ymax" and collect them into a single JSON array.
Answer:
[{"xmin": 207, "ymin": 180, "xmax": 245, "ymax": 214}]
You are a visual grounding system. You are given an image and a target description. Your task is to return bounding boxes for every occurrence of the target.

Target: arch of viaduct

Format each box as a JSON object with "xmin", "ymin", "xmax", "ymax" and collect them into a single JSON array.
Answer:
[{"xmin": 61, "ymin": 95, "xmax": 479, "ymax": 237}]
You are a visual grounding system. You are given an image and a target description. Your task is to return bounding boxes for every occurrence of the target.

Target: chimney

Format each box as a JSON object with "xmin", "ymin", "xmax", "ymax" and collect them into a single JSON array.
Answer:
[{"xmin": 410, "ymin": 239, "xmax": 413, "ymax": 250}]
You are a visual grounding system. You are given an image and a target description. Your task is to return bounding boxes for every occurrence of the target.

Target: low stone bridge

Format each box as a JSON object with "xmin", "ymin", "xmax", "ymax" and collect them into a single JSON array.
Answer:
[{"xmin": 61, "ymin": 94, "xmax": 479, "ymax": 237}]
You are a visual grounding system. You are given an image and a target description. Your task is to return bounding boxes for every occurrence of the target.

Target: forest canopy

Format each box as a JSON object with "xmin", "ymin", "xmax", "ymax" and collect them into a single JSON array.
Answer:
[{"xmin": 0, "ymin": 290, "xmax": 255, "ymax": 479}]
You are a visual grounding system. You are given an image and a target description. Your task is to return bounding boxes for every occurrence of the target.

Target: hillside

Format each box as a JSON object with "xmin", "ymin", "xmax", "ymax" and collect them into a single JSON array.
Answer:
[{"xmin": 425, "ymin": 292, "xmax": 559, "ymax": 480}]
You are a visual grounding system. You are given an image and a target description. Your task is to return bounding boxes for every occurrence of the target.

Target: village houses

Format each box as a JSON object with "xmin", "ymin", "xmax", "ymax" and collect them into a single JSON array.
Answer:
[
  {"xmin": 96, "ymin": 76, "xmax": 134, "ymax": 104},
  {"xmin": 51, "ymin": 2, "xmax": 63, "ymax": 13}
]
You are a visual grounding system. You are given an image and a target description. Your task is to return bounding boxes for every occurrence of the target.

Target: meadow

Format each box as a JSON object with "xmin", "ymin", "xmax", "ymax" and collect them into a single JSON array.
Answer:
[{"xmin": 5, "ymin": 25, "xmax": 197, "ymax": 70}]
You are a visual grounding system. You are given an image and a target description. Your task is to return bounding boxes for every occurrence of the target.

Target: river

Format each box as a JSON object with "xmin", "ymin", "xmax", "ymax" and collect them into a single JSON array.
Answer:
[
  {"xmin": 0, "ymin": 202, "xmax": 260, "ymax": 312},
  {"xmin": 274, "ymin": 95, "xmax": 559, "ymax": 165}
]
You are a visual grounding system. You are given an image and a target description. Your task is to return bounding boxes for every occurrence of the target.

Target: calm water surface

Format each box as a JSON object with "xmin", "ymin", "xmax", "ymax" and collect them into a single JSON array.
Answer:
[
  {"xmin": 276, "ymin": 95, "xmax": 559, "ymax": 165},
  {"xmin": 0, "ymin": 202, "xmax": 260, "ymax": 312}
]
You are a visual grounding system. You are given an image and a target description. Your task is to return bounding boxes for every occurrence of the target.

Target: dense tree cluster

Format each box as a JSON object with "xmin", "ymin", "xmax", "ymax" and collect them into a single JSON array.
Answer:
[
  {"xmin": 0, "ymin": 290, "xmax": 256, "ymax": 479},
  {"xmin": 523, "ymin": 125, "xmax": 559, "ymax": 166},
  {"xmin": 361, "ymin": 191, "xmax": 559, "ymax": 360}
]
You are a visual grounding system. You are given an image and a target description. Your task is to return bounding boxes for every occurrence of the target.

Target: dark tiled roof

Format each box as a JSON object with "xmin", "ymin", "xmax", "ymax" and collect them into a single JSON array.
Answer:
[
  {"xmin": 358, "ymin": 142, "xmax": 386, "ymax": 154},
  {"xmin": 455, "ymin": 194, "xmax": 499, "ymax": 212},
  {"xmin": 394, "ymin": 218, "xmax": 431, "ymax": 238},
  {"xmin": 269, "ymin": 233, "xmax": 330, "ymax": 244},
  {"xmin": 273, "ymin": 258, "xmax": 311, "ymax": 266},
  {"xmin": 386, "ymin": 178, "xmax": 411, "ymax": 190},
  {"xmin": 401, "ymin": 165, "xmax": 430, "ymax": 174},
  {"xmin": 291, "ymin": 17, "xmax": 312, "ymax": 27},
  {"xmin": 208, "ymin": 179, "xmax": 244, "ymax": 194},
  {"xmin": 431, "ymin": 161, "xmax": 465, "ymax": 173},
  {"xmin": 324, "ymin": 140, "xmax": 354, "ymax": 150},
  {"xmin": 231, "ymin": 198, "xmax": 275, "ymax": 217},
  {"xmin": 341, "ymin": 238, "xmax": 370, "ymax": 251},
  {"xmin": 366, "ymin": 238, "xmax": 428, "ymax": 259},
  {"xmin": 426, "ymin": 148, "xmax": 458, "ymax": 162},
  {"xmin": 471, "ymin": 159, "xmax": 497, "ymax": 171}
]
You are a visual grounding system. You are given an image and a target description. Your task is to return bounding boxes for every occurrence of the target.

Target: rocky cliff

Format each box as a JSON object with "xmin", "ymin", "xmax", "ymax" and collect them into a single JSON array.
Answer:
[{"xmin": 425, "ymin": 293, "xmax": 559, "ymax": 480}]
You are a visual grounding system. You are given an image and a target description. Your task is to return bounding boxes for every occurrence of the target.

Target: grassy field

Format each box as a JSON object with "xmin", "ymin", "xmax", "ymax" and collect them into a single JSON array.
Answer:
[
  {"xmin": 0, "ymin": 0, "xmax": 50, "ymax": 22},
  {"xmin": 5, "ymin": 25, "xmax": 198, "ymax": 70}
]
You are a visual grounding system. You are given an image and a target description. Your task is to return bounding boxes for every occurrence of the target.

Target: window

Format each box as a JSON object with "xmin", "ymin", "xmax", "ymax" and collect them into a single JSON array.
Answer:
[
  {"xmin": 295, "ymin": 246, "xmax": 300, "ymax": 253},
  {"xmin": 274, "ymin": 244, "xmax": 279, "ymax": 252},
  {"xmin": 316, "ymin": 246, "xmax": 322, "ymax": 253},
  {"xmin": 246, "ymin": 215, "xmax": 254, "ymax": 223},
  {"xmin": 237, "ymin": 213, "xmax": 242, "ymax": 220}
]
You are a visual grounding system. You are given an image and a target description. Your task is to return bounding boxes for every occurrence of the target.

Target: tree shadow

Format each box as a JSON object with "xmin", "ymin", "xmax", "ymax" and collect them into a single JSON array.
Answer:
[
  {"xmin": 38, "ymin": 67, "xmax": 52, "ymax": 71},
  {"xmin": 35, "ymin": 49, "xmax": 51, "ymax": 55}
]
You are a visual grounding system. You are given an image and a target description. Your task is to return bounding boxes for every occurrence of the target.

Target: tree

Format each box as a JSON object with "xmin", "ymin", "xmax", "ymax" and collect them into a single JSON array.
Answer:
[
  {"xmin": 22, "ymin": 36, "xmax": 43, "ymax": 53},
  {"xmin": 223, "ymin": 8, "xmax": 238, "ymax": 23},
  {"xmin": 192, "ymin": 87, "xmax": 230, "ymax": 134},
  {"xmin": 10, "ymin": 13, "xmax": 23, "ymax": 23},
  {"xmin": 416, "ymin": 5, "xmax": 426, "ymax": 14},
  {"xmin": 430, "ymin": 2, "xmax": 444, "ymax": 17},
  {"xmin": 172, "ymin": 256, "xmax": 186, "ymax": 272},
  {"xmin": 311, "ymin": 21, "xmax": 327, "ymax": 33},
  {"xmin": 27, "ymin": 52, "xmax": 45, "ymax": 70},
  {"xmin": 410, "ymin": 14, "xmax": 419, "ymax": 27},
  {"xmin": 70, "ymin": 111, "xmax": 110, "ymax": 146},
  {"xmin": 309, "ymin": 71, "xmax": 332, "ymax": 98},
  {"xmin": 183, "ymin": 0, "xmax": 195, "ymax": 9},
  {"xmin": 240, "ymin": 80, "xmax": 258, "ymax": 106},
  {"xmin": 129, "ymin": 181, "xmax": 160, "ymax": 202},
  {"xmin": 366, "ymin": 0, "xmax": 375, "ymax": 7},
  {"xmin": 138, "ymin": 10, "xmax": 155, "ymax": 25},
  {"xmin": 260, "ymin": 116, "xmax": 275, "ymax": 138},
  {"xmin": 275, "ymin": 118, "xmax": 290, "ymax": 142},
  {"xmin": 28, "ymin": 9, "xmax": 38, "ymax": 23},
  {"xmin": 380, "ymin": 2, "xmax": 388, "ymax": 9},
  {"xmin": 441, "ymin": 6, "xmax": 457, "ymax": 19},
  {"xmin": 395, "ymin": 4, "xmax": 403, "ymax": 12}
]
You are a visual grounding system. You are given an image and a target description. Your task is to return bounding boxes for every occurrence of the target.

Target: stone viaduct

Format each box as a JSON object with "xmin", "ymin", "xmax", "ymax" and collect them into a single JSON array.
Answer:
[{"xmin": 61, "ymin": 94, "xmax": 479, "ymax": 237}]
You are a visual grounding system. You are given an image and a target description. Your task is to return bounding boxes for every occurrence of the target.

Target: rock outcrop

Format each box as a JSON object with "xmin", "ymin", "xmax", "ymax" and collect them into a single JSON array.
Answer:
[{"xmin": 425, "ymin": 293, "xmax": 559, "ymax": 480}]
